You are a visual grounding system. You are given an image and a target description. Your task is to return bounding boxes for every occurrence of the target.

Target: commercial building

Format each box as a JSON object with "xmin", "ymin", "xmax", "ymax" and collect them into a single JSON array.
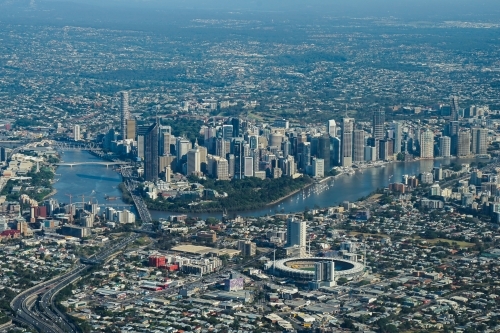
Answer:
[
  {"xmin": 328, "ymin": 119, "xmax": 337, "ymax": 137},
  {"xmin": 341, "ymin": 118, "xmax": 354, "ymax": 167},
  {"xmin": 187, "ymin": 148, "xmax": 201, "ymax": 175},
  {"xmin": 143, "ymin": 122, "xmax": 159, "ymax": 181},
  {"xmin": 393, "ymin": 121, "xmax": 402, "ymax": 154}
]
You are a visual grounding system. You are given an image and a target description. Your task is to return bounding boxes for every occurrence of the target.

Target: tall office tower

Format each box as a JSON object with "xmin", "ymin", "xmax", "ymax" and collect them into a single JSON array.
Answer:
[
  {"xmin": 244, "ymin": 156, "xmax": 254, "ymax": 177},
  {"xmin": 318, "ymin": 133, "xmax": 331, "ymax": 171},
  {"xmin": 73, "ymin": 125, "xmax": 81, "ymax": 141},
  {"xmin": 457, "ymin": 130, "xmax": 471, "ymax": 157},
  {"xmin": 120, "ymin": 91, "xmax": 130, "ymax": 139},
  {"xmin": 439, "ymin": 136, "xmax": 451, "ymax": 157},
  {"xmin": 373, "ymin": 109, "xmax": 385, "ymax": 139},
  {"xmin": 282, "ymin": 139, "xmax": 291, "ymax": 158},
  {"xmin": 420, "ymin": 129, "xmax": 434, "ymax": 159},
  {"xmin": 159, "ymin": 126, "xmax": 173, "ymax": 156},
  {"xmin": 136, "ymin": 125, "xmax": 150, "ymax": 159},
  {"xmin": 328, "ymin": 119, "xmax": 337, "ymax": 137},
  {"xmin": 232, "ymin": 138, "xmax": 245, "ymax": 179},
  {"xmin": 286, "ymin": 217, "xmax": 307, "ymax": 257},
  {"xmin": 176, "ymin": 138, "xmax": 191, "ymax": 169},
  {"xmin": 126, "ymin": 119, "xmax": 136, "ymax": 140},
  {"xmin": 393, "ymin": 121, "xmax": 402, "ymax": 154},
  {"xmin": 447, "ymin": 121, "xmax": 460, "ymax": 156},
  {"xmin": 302, "ymin": 142, "xmax": 312, "ymax": 170},
  {"xmin": 472, "ymin": 127, "xmax": 488, "ymax": 155},
  {"xmin": 187, "ymin": 149, "xmax": 201, "ymax": 175},
  {"xmin": 231, "ymin": 118, "xmax": 240, "ymax": 138},
  {"xmin": 228, "ymin": 154, "xmax": 235, "ymax": 177},
  {"xmin": 144, "ymin": 123, "xmax": 159, "ymax": 182},
  {"xmin": 216, "ymin": 157, "xmax": 229, "ymax": 180},
  {"xmin": 310, "ymin": 136, "xmax": 319, "ymax": 157},
  {"xmin": 0, "ymin": 147, "xmax": 7, "ymax": 162},
  {"xmin": 341, "ymin": 118, "xmax": 354, "ymax": 167},
  {"xmin": 249, "ymin": 135, "xmax": 259, "ymax": 150},
  {"xmin": 222, "ymin": 125, "xmax": 234, "ymax": 140},
  {"xmin": 450, "ymin": 96, "xmax": 459, "ymax": 121},
  {"xmin": 216, "ymin": 138, "xmax": 228, "ymax": 158},
  {"xmin": 379, "ymin": 139, "xmax": 389, "ymax": 160},
  {"xmin": 367, "ymin": 137, "xmax": 379, "ymax": 161},
  {"xmin": 353, "ymin": 130, "xmax": 365, "ymax": 162},
  {"xmin": 330, "ymin": 137, "xmax": 341, "ymax": 166}
]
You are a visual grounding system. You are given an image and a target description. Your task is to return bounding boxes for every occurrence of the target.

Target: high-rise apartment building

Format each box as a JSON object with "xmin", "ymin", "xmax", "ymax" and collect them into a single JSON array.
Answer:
[
  {"xmin": 393, "ymin": 121, "xmax": 402, "ymax": 154},
  {"xmin": 312, "ymin": 158, "xmax": 324, "ymax": 178},
  {"xmin": 471, "ymin": 127, "xmax": 488, "ymax": 155},
  {"xmin": 341, "ymin": 118, "xmax": 354, "ymax": 167},
  {"xmin": 144, "ymin": 123, "xmax": 159, "ymax": 182},
  {"xmin": 120, "ymin": 91, "xmax": 130, "ymax": 139},
  {"xmin": 286, "ymin": 218, "xmax": 307, "ymax": 257},
  {"xmin": 73, "ymin": 125, "xmax": 81, "ymax": 141},
  {"xmin": 353, "ymin": 130, "xmax": 365, "ymax": 162},
  {"xmin": 457, "ymin": 130, "xmax": 471, "ymax": 157},
  {"xmin": 373, "ymin": 109, "xmax": 385, "ymax": 139},
  {"xmin": 439, "ymin": 136, "xmax": 451, "ymax": 157},
  {"xmin": 420, "ymin": 129, "xmax": 434, "ymax": 159},
  {"xmin": 450, "ymin": 96, "xmax": 459, "ymax": 121}
]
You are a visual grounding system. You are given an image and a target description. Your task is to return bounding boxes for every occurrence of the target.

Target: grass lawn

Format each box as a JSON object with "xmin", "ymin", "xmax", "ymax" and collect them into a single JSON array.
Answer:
[
  {"xmin": 417, "ymin": 237, "xmax": 475, "ymax": 248},
  {"xmin": 348, "ymin": 231, "xmax": 390, "ymax": 239}
]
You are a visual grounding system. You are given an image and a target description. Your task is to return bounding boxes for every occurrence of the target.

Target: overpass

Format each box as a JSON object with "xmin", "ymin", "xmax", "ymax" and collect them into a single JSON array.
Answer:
[{"xmin": 55, "ymin": 161, "xmax": 130, "ymax": 167}]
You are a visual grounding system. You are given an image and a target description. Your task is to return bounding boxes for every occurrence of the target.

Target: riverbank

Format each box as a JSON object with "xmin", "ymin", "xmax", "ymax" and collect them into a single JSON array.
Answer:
[{"xmin": 43, "ymin": 189, "xmax": 57, "ymax": 200}]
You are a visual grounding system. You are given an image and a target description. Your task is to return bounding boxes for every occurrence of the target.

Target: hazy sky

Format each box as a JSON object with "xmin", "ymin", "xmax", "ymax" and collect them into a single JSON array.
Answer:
[{"xmin": 50, "ymin": 0, "xmax": 500, "ymax": 19}]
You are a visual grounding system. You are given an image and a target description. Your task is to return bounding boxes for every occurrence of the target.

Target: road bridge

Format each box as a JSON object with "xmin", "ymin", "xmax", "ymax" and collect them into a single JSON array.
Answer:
[{"xmin": 55, "ymin": 161, "xmax": 129, "ymax": 167}]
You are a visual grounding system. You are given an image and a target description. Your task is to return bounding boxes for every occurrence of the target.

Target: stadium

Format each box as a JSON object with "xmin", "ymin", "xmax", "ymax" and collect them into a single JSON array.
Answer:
[{"xmin": 272, "ymin": 257, "xmax": 364, "ymax": 280}]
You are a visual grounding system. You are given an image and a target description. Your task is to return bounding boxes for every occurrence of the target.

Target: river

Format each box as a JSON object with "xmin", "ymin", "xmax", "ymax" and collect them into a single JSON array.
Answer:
[
  {"xmin": 51, "ymin": 151, "xmax": 483, "ymax": 220},
  {"xmin": 52, "ymin": 150, "xmax": 132, "ymax": 212}
]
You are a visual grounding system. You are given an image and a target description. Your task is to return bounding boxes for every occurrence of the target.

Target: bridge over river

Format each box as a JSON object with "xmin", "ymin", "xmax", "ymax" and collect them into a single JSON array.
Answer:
[{"xmin": 55, "ymin": 161, "xmax": 130, "ymax": 167}]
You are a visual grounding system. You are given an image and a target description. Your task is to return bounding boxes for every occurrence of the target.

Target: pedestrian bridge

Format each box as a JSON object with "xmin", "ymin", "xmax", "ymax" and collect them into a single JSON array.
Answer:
[{"xmin": 55, "ymin": 161, "xmax": 130, "ymax": 167}]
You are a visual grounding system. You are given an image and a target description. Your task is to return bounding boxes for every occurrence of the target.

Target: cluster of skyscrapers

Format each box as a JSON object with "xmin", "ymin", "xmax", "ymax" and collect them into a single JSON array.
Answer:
[{"xmin": 109, "ymin": 93, "xmax": 489, "ymax": 182}]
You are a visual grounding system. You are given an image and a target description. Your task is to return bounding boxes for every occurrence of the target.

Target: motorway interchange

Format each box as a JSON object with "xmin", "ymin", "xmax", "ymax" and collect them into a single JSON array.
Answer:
[{"xmin": 10, "ymin": 175, "xmax": 151, "ymax": 333}]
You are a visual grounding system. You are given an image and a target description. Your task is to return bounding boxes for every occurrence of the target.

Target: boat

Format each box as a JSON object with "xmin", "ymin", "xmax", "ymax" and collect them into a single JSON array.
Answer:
[{"xmin": 105, "ymin": 195, "xmax": 118, "ymax": 201}]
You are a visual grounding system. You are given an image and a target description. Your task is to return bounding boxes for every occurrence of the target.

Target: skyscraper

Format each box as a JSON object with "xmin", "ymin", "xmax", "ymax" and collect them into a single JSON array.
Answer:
[
  {"xmin": 144, "ymin": 122, "xmax": 159, "ymax": 182},
  {"xmin": 231, "ymin": 118, "xmax": 240, "ymax": 138},
  {"xmin": 328, "ymin": 119, "xmax": 337, "ymax": 137},
  {"xmin": 302, "ymin": 142, "xmax": 312, "ymax": 170},
  {"xmin": 373, "ymin": 109, "xmax": 385, "ymax": 139},
  {"xmin": 318, "ymin": 133, "xmax": 331, "ymax": 171},
  {"xmin": 457, "ymin": 130, "xmax": 471, "ymax": 157},
  {"xmin": 393, "ymin": 121, "xmax": 402, "ymax": 154},
  {"xmin": 187, "ymin": 148, "xmax": 201, "ymax": 175},
  {"xmin": 222, "ymin": 125, "xmax": 234, "ymax": 140},
  {"xmin": 73, "ymin": 125, "xmax": 81, "ymax": 141},
  {"xmin": 450, "ymin": 96, "xmax": 459, "ymax": 121},
  {"xmin": 232, "ymin": 138, "xmax": 245, "ymax": 179},
  {"xmin": 420, "ymin": 129, "xmax": 434, "ymax": 159},
  {"xmin": 447, "ymin": 121, "xmax": 460, "ymax": 156},
  {"xmin": 120, "ymin": 91, "xmax": 130, "ymax": 139},
  {"xmin": 286, "ymin": 218, "xmax": 307, "ymax": 257},
  {"xmin": 176, "ymin": 138, "xmax": 191, "ymax": 169},
  {"xmin": 353, "ymin": 129, "xmax": 365, "ymax": 162},
  {"xmin": 471, "ymin": 127, "xmax": 488, "ymax": 155},
  {"xmin": 126, "ymin": 119, "xmax": 136, "ymax": 140},
  {"xmin": 341, "ymin": 118, "xmax": 354, "ymax": 167},
  {"xmin": 439, "ymin": 136, "xmax": 451, "ymax": 157}
]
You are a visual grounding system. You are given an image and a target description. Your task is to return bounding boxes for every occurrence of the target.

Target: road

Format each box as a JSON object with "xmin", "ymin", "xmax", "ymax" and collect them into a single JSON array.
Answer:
[{"xmin": 11, "ymin": 236, "xmax": 145, "ymax": 332}]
